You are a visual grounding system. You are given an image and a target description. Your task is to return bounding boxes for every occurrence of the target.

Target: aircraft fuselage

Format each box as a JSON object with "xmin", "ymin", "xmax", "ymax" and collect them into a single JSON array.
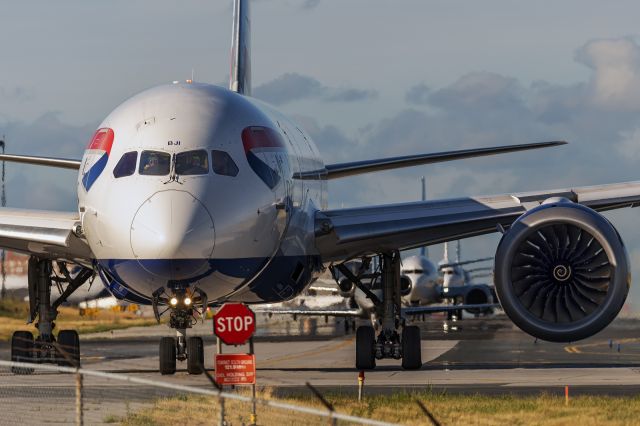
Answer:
[{"xmin": 78, "ymin": 83, "xmax": 327, "ymax": 305}]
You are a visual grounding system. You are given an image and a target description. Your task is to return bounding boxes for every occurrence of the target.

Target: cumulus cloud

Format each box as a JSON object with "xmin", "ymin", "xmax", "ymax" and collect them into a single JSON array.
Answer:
[
  {"xmin": 616, "ymin": 127, "xmax": 640, "ymax": 161},
  {"xmin": 253, "ymin": 73, "xmax": 377, "ymax": 105},
  {"xmin": 324, "ymin": 88, "xmax": 377, "ymax": 103},
  {"xmin": 575, "ymin": 37, "xmax": 640, "ymax": 110},
  {"xmin": 405, "ymin": 83, "xmax": 430, "ymax": 105},
  {"xmin": 301, "ymin": 0, "xmax": 320, "ymax": 10},
  {"xmin": 428, "ymin": 72, "xmax": 526, "ymax": 114},
  {"xmin": 304, "ymin": 37, "xmax": 640, "ymax": 215},
  {"xmin": 253, "ymin": 73, "xmax": 324, "ymax": 105},
  {"xmin": 255, "ymin": 0, "xmax": 321, "ymax": 11},
  {"xmin": 0, "ymin": 86, "xmax": 33, "ymax": 102},
  {"xmin": 0, "ymin": 113, "xmax": 95, "ymax": 210}
]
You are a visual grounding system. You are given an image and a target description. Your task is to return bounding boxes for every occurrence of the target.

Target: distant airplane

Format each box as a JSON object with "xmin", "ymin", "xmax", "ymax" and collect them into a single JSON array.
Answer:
[
  {"xmin": 2, "ymin": 0, "xmax": 635, "ymax": 373},
  {"xmin": 400, "ymin": 178, "xmax": 496, "ymax": 315}
]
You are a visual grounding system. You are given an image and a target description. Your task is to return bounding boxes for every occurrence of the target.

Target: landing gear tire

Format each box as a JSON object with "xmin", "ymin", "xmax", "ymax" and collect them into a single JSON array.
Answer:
[
  {"xmin": 159, "ymin": 337, "xmax": 177, "ymax": 375},
  {"xmin": 11, "ymin": 331, "xmax": 34, "ymax": 375},
  {"xmin": 187, "ymin": 336, "xmax": 204, "ymax": 375},
  {"xmin": 57, "ymin": 330, "xmax": 80, "ymax": 367},
  {"xmin": 355, "ymin": 326, "xmax": 376, "ymax": 370},
  {"xmin": 401, "ymin": 325, "xmax": 422, "ymax": 370}
]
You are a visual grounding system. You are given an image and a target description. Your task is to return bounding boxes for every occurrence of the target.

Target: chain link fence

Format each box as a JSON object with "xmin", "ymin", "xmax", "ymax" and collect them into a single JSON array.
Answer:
[{"xmin": 0, "ymin": 360, "xmax": 397, "ymax": 426}]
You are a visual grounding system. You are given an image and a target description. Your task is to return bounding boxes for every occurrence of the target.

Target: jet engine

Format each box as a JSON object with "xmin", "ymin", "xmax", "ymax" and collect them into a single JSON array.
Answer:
[
  {"xmin": 461, "ymin": 285, "xmax": 493, "ymax": 314},
  {"xmin": 464, "ymin": 286, "xmax": 490, "ymax": 305},
  {"xmin": 494, "ymin": 198, "xmax": 630, "ymax": 342},
  {"xmin": 337, "ymin": 278, "xmax": 355, "ymax": 298},
  {"xmin": 400, "ymin": 275, "xmax": 412, "ymax": 296}
]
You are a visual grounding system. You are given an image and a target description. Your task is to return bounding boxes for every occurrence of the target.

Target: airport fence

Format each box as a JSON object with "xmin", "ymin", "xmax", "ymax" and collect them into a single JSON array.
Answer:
[{"xmin": 0, "ymin": 359, "xmax": 398, "ymax": 426}]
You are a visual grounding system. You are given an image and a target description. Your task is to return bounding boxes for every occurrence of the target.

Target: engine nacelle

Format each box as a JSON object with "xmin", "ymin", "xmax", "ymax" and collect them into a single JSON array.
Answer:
[
  {"xmin": 337, "ymin": 278, "xmax": 355, "ymax": 298},
  {"xmin": 494, "ymin": 199, "xmax": 630, "ymax": 342},
  {"xmin": 400, "ymin": 275, "xmax": 412, "ymax": 296},
  {"xmin": 464, "ymin": 286, "xmax": 490, "ymax": 305}
]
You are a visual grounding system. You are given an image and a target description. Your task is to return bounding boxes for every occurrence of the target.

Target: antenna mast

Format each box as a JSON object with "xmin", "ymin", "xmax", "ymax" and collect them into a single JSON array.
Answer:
[{"xmin": 419, "ymin": 176, "xmax": 428, "ymax": 257}]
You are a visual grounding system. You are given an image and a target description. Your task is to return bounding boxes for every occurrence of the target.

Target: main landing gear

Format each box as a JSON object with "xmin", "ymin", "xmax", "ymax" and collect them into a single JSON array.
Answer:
[
  {"xmin": 152, "ymin": 287, "xmax": 207, "ymax": 375},
  {"xmin": 353, "ymin": 252, "xmax": 422, "ymax": 370},
  {"xmin": 11, "ymin": 257, "xmax": 93, "ymax": 374}
]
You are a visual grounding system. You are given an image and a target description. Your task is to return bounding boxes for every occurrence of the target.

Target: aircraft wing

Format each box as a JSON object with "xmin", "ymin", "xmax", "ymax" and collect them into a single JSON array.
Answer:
[
  {"xmin": 0, "ymin": 208, "xmax": 93, "ymax": 262},
  {"xmin": 253, "ymin": 307, "xmax": 363, "ymax": 317},
  {"xmin": 295, "ymin": 141, "xmax": 565, "ymax": 179},
  {"xmin": 438, "ymin": 257, "xmax": 493, "ymax": 269},
  {"xmin": 403, "ymin": 303, "xmax": 500, "ymax": 316},
  {"xmin": 315, "ymin": 181, "xmax": 640, "ymax": 261},
  {"xmin": 254, "ymin": 304, "xmax": 500, "ymax": 317}
]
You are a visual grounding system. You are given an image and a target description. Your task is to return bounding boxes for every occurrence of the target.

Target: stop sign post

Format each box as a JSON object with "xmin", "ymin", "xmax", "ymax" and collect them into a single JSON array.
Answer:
[
  {"xmin": 214, "ymin": 303, "xmax": 256, "ymax": 345},
  {"xmin": 213, "ymin": 303, "xmax": 258, "ymax": 422}
]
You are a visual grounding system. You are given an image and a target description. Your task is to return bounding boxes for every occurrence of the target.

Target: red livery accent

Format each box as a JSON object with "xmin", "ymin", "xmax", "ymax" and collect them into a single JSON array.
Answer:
[
  {"xmin": 241, "ymin": 126, "xmax": 285, "ymax": 154},
  {"xmin": 87, "ymin": 128, "xmax": 114, "ymax": 154}
]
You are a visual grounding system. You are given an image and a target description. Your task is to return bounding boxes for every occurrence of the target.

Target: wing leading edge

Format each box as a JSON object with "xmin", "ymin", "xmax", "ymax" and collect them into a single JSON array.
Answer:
[
  {"xmin": 315, "ymin": 181, "xmax": 640, "ymax": 262},
  {"xmin": 0, "ymin": 154, "xmax": 81, "ymax": 170},
  {"xmin": 0, "ymin": 209, "xmax": 93, "ymax": 262},
  {"xmin": 295, "ymin": 141, "xmax": 566, "ymax": 180}
]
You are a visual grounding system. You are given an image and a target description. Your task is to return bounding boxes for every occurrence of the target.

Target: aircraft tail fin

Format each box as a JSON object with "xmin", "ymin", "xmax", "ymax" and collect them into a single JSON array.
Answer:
[
  {"xmin": 229, "ymin": 0, "xmax": 251, "ymax": 96},
  {"xmin": 419, "ymin": 176, "xmax": 427, "ymax": 257}
]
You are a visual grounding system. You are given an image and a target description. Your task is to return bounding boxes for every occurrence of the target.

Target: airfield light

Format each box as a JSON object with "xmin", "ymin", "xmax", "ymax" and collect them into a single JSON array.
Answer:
[
  {"xmin": 170, "ymin": 297, "xmax": 178, "ymax": 306},
  {"xmin": 184, "ymin": 297, "xmax": 192, "ymax": 306}
]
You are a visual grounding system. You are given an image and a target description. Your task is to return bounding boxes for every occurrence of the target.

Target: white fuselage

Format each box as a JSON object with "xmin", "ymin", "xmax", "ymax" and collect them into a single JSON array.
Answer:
[
  {"xmin": 78, "ymin": 83, "xmax": 327, "ymax": 305},
  {"xmin": 400, "ymin": 255, "xmax": 440, "ymax": 306},
  {"xmin": 353, "ymin": 254, "xmax": 441, "ymax": 312}
]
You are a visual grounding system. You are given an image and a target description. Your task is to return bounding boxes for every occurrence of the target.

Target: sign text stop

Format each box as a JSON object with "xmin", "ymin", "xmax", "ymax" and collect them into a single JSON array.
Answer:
[{"xmin": 213, "ymin": 303, "xmax": 256, "ymax": 345}]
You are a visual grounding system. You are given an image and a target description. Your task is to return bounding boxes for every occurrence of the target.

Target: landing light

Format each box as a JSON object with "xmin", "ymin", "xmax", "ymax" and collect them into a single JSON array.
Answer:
[
  {"xmin": 170, "ymin": 297, "xmax": 178, "ymax": 306},
  {"xmin": 184, "ymin": 297, "xmax": 192, "ymax": 306}
]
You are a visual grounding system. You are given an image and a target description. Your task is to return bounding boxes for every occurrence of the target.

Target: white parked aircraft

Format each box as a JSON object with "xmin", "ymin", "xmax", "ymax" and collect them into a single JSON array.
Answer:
[
  {"xmin": 399, "ymin": 179, "xmax": 495, "ymax": 311},
  {"xmin": 3, "ymin": 0, "xmax": 637, "ymax": 373}
]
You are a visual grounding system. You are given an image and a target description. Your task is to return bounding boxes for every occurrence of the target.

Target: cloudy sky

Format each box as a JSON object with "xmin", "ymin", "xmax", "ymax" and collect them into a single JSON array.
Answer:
[{"xmin": 3, "ymin": 0, "xmax": 640, "ymax": 309}]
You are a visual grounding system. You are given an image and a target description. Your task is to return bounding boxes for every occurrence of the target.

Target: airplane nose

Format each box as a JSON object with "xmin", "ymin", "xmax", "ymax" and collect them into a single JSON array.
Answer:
[{"xmin": 130, "ymin": 190, "xmax": 215, "ymax": 281}]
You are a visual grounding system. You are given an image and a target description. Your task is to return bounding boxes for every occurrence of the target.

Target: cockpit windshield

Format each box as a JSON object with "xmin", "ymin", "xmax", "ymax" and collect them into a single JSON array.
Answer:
[
  {"xmin": 139, "ymin": 151, "xmax": 171, "ymax": 176},
  {"xmin": 175, "ymin": 150, "xmax": 209, "ymax": 175}
]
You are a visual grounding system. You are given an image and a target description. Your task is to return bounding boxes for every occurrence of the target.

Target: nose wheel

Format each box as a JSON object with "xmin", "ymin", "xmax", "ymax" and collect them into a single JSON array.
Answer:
[
  {"xmin": 159, "ymin": 337, "xmax": 177, "ymax": 375},
  {"xmin": 159, "ymin": 335, "xmax": 205, "ymax": 375},
  {"xmin": 153, "ymin": 287, "xmax": 208, "ymax": 375}
]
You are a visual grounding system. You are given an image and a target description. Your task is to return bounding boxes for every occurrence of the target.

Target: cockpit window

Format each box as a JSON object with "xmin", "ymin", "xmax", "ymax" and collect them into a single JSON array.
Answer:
[
  {"xmin": 139, "ymin": 151, "xmax": 170, "ymax": 176},
  {"xmin": 211, "ymin": 150, "xmax": 239, "ymax": 177},
  {"xmin": 113, "ymin": 151, "xmax": 137, "ymax": 178},
  {"xmin": 175, "ymin": 150, "xmax": 209, "ymax": 175}
]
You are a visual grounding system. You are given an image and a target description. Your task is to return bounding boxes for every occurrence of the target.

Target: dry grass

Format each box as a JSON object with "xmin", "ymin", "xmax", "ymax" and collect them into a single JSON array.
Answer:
[
  {"xmin": 0, "ymin": 298, "xmax": 157, "ymax": 341},
  {"xmin": 118, "ymin": 389, "xmax": 640, "ymax": 426}
]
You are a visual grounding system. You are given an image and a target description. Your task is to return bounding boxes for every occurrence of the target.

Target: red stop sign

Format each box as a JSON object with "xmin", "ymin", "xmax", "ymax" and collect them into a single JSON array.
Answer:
[{"xmin": 213, "ymin": 303, "xmax": 256, "ymax": 345}]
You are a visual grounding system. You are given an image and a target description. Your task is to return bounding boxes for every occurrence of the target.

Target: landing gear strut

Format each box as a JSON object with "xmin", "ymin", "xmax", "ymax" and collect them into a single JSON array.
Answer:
[
  {"xmin": 11, "ymin": 256, "xmax": 92, "ymax": 373},
  {"xmin": 354, "ymin": 252, "xmax": 422, "ymax": 370},
  {"xmin": 152, "ymin": 287, "xmax": 207, "ymax": 375}
]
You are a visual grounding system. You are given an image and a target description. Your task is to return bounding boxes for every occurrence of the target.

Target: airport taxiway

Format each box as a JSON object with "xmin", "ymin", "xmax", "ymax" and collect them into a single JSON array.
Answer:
[{"xmin": 2, "ymin": 314, "xmax": 640, "ymax": 395}]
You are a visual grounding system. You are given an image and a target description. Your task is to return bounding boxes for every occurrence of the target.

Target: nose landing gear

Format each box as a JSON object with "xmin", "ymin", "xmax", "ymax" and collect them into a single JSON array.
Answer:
[
  {"xmin": 152, "ymin": 287, "xmax": 207, "ymax": 375},
  {"xmin": 353, "ymin": 252, "xmax": 422, "ymax": 370}
]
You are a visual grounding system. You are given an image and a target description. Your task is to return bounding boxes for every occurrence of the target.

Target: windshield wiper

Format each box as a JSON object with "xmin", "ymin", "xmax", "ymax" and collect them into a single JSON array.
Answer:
[{"xmin": 163, "ymin": 154, "xmax": 183, "ymax": 184}]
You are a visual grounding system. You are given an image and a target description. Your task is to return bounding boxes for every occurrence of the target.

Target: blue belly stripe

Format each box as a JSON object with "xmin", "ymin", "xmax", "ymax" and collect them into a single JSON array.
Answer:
[{"xmin": 95, "ymin": 255, "xmax": 321, "ymax": 305}]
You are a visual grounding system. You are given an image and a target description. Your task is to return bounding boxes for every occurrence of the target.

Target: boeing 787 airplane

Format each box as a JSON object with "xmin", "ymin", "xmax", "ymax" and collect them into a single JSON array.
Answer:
[{"xmin": 4, "ymin": 0, "xmax": 638, "ymax": 373}]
